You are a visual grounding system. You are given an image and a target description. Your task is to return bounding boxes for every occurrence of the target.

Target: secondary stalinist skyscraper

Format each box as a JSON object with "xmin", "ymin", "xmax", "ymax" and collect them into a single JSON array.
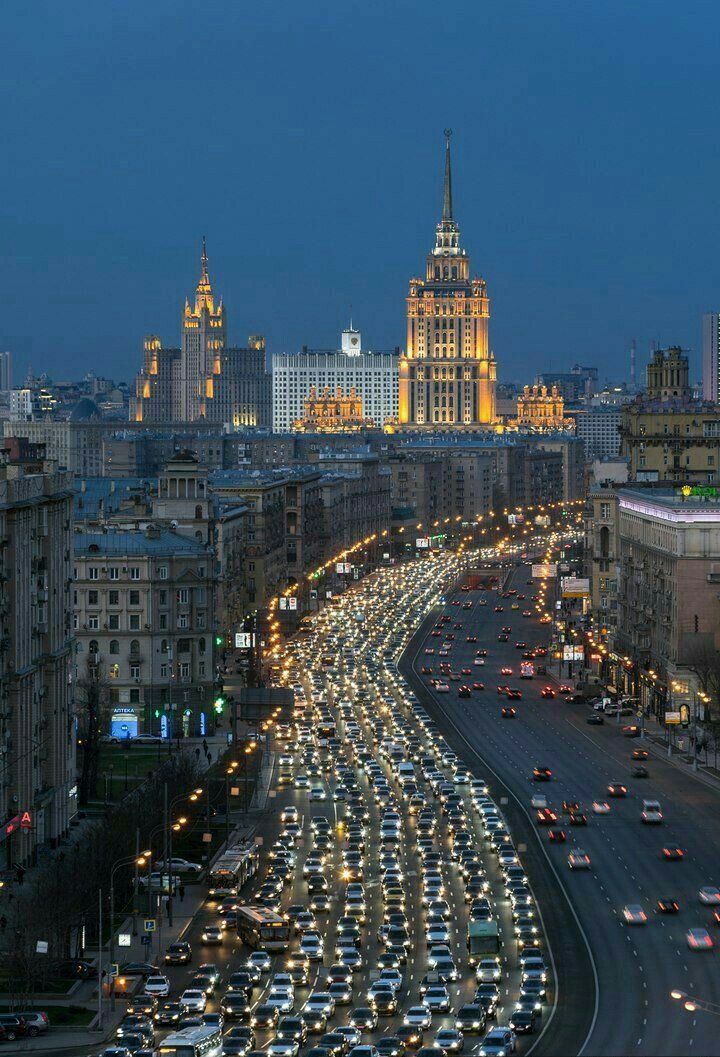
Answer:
[{"xmin": 398, "ymin": 131, "xmax": 496, "ymax": 428}]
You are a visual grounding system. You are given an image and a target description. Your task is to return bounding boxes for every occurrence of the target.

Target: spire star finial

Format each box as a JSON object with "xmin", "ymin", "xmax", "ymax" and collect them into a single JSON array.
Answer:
[{"xmin": 442, "ymin": 131, "xmax": 453, "ymax": 222}]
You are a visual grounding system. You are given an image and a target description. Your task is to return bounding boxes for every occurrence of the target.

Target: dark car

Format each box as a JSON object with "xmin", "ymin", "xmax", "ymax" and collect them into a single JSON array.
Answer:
[
  {"xmin": 377, "ymin": 1037, "xmax": 405, "ymax": 1057},
  {"xmin": 454, "ymin": 1005, "xmax": 485, "ymax": 1034},
  {"xmin": 54, "ymin": 958, "xmax": 96, "ymax": 980},
  {"xmin": 0, "ymin": 1016, "xmax": 27, "ymax": 1041},
  {"xmin": 586, "ymin": 714, "xmax": 604, "ymax": 725},
  {"xmin": 533, "ymin": 767, "xmax": 553, "ymax": 782},
  {"xmin": 222, "ymin": 1025, "xmax": 256, "ymax": 1056},
  {"xmin": 155, "ymin": 1002, "xmax": 183, "ymax": 1026},
  {"xmin": 396, "ymin": 1024, "xmax": 424, "ymax": 1049},
  {"xmin": 509, "ymin": 1009, "xmax": 537, "ymax": 1035},
  {"xmin": 221, "ymin": 993, "xmax": 249, "ymax": 1021},
  {"xmin": 120, "ymin": 962, "xmax": 159, "ymax": 978},
  {"xmin": 164, "ymin": 942, "xmax": 192, "ymax": 965}
]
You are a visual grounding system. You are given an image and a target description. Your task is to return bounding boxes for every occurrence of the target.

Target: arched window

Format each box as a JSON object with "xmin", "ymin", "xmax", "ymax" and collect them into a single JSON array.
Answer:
[
  {"xmin": 195, "ymin": 505, "xmax": 202, "ymax": 519},
  {"xmin": 109, "ymin": 639, "xmax": 119, "ymax": 655},
  {"xmin": 130, "ymin": 639, "xmax": 140, "ymax": 654},
  {"xmin": 89, "ymin": 639, "xmax": 99, "ymax": 654},
  {"xmin": 198, "ymin": 637, "xmax": 206, "ymax": 655}
]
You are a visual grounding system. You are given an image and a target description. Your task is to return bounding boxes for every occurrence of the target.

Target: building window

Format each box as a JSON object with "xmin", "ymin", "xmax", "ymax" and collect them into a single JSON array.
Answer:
[
  {"xmin": 159, "ymin": 614, "xmax": 167, "ymax": 630},
  {"xmin": 130, "ymin": 664, "xmax": 140, "ymax": 680},
  {"xmin": 109, "ymin": 567, "xmax": 119, "ymax": 580},
  {"xmin": 109, "ymin": 663, "xmax": 119, "ymax": 679},
  {"xmin": 159, "ymin": 590, "xmax": 167, "ymax": 605},
  {"xmin": 88, "ymin": 590, "xmax": 99, "ymax": 606},
  {"xmin": 87, "ymin": 615, "xmax": 99, "ymax": 630},
  {"xmin": 180, "ymin": 662, "xmax": 190, "ymax": 679},
  {"xmin": 88, "ymin": 567, "xmax": 99, "ymax": 581},
  {"xmin": 109, "ymin": 640, "xmax": 119, "ymax": 655},
  {"xmin": 129, "ymin": 614, "xmax": 140, "ymax": 630},
  {"xmin": 109, "ymin": 590, "xmax": 119, "ymax": 606},
  {"xmin": 108, "ymin": 614, "xmax": 119, "ymax": 630},
  {"xmin": 129, "ymin": 567, "xmax": 140, "ymax": 581},
  {"xmin": 160, "ymin": 663, "xmax": 168, "ymax": 679},
  {"xmin": 177, "ymin": 588, "xmax": 189, "ymax": 604},
  {"xmin": 600, "ymin": 502, "xmax": 610, "ymax": 519},
  {"xmin": 129, "ymin": 590, "xmax": 140, "ymax": 605},
  {"xmin": 158, "ymin": 566, "xmax": 168, "ymax": 580},
  {"xmin": 178, "ymin": 614, "xmax": 189, "ymax": 629},
  {"xmin": 197, "ymin": 612, "xmax": 205, "ymax": 629},
  {"xmin": 199, "ymin": 661, "xmax": 206, "ymax": 677}
]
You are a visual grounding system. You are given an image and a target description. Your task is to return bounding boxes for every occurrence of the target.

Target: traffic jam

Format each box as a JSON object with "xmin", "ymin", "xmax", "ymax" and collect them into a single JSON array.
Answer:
[{"xmin": 110, "ymin": 537, "xmax": 569, "ymax": 1057}]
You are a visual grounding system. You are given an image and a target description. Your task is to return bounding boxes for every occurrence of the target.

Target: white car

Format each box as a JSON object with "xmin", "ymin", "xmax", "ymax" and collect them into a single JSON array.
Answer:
[
  {"xmin": 180, "ymin": 989, "xmax": 207, "ymax": 1013},
  {"xmin": 404, "ymin": 1006, "xmax": 432, "ymax": 1029},
  {"xmin": 699, "ymin": 887, "xmax": 720, "ymax": 905},
  {"xmin": 306, "ymin": 992, "xmax": 335, "ymax": 1016},
  {"xmin": 268, "ymin": 1040, "xmax": 300, "ymax": 1057},
  {"xmin": 309, "ymin": 787, "xmax": 327, "ymax": 801},
  {"xmin": 156, "ymin": 857, "xmax": 202, "ymax": 874},
  {"xmin": 568, "ymin": 848, "xmax": 591, "ymax": 870},
  {"xmin": 592, "ymin": 801, "xmax": 610, "ymax": 815},
  {"xmin": 144, "ymin": 975, "xmax": 170, "ymax": 997},
  {"xmin": 266, "ymin": 989, "xmax": 294, "ymax": 1013},
  {"xmin": 248, "ymin": 951, "xmax": 272, "ymax": 973},
  {"xmin": 435, "ymin": 684, "xmax": 450, "ymax": 693},
  {"xmin": 476, "ymin": 958, "xmax": 501, "ymax": 983},
  {"xmin": 201, "ymin": 925, "xmax": 223, "ymax": 944},
  {"xmin": 622, "ymin": 904, "xmax": 647, "ymax": 925},
  {"xmin": 281, "ymin": 806, "xmax": 299, "ymax": 823}
]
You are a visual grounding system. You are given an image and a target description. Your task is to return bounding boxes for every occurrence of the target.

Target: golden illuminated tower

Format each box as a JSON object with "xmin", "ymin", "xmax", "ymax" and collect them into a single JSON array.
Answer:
[
  {"xmin": 398, "ymin": 131, "xmax": 496, "ymax": 428},
  {"xmin": 180, "ymin": 237, "xmax": 226, "ymax": 420}
]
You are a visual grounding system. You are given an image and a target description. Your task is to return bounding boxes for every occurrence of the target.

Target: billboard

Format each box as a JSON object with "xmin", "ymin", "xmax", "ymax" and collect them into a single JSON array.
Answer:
[
  {"xmin": 562, "ymin": 645, "xmax": 584, "ymax": 661},
  {"xmin": 235, "ymin": 632, "xmax": 255, "ymax": 649},
  {"xmin": 561, "ymin": 576, "xmax": 590, "ymax": 598},
  {"xmin": 279, "ymin": 597, "xmax": 297, "ymax": 611},
  {"xmin": 416, "ymin": 538, "xmax": 430, "ymax": 549},
  {"xmin": 532, "ymin": 563, "xmax": 557, "ymax": 579},
  {"xmin": 336, "ymin": 563, "xmax": 351, "ymax": 574},
  {"xmin": 665, "ymin": 711, "xmax": 681, "ymax": 725}
]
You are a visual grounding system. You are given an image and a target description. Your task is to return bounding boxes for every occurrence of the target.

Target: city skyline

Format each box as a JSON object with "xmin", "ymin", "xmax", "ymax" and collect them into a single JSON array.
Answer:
[{"xmin": 2, "ymin": 2, "xmax": 720, "ymax": 385}]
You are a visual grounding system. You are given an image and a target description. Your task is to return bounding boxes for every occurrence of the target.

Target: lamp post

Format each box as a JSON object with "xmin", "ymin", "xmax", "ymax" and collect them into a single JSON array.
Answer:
[{"xmin": 109, "ymin": 852, "xmax": 148, "ymax": 1011}]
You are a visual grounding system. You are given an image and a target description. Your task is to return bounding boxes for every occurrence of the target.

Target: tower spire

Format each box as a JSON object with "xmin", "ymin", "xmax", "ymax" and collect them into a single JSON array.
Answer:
[
  {"xmin": 200, "ymin": 235, "xmax": 209, "ymax": 284},
  {"xmin": 442, "ymin": 129, "xmax": 453, "ymax": 222}
]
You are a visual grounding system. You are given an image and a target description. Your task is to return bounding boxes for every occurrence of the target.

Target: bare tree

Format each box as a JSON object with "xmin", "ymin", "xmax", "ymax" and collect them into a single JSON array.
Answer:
[{"xmin": 76, "ymin": 658, "xmax": 111, "ymax": 805}]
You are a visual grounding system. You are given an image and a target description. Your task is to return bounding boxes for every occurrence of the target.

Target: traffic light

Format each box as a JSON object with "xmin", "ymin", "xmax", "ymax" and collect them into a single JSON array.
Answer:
[
  {"xmin": 213, "ymin": 696, "xmax": 225, "ymax": 715},
  {"xmin": 215, "ymin": 634, "xmax": 224, "ymax": 647}
]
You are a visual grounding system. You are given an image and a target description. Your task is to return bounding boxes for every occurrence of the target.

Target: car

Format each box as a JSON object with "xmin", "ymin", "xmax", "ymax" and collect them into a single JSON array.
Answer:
[
  {"xmin": 536, "ymin": 807, "xmax": 557, "ymax": 825},
  {"xmin": 632, "ymin": 765, "xmax": 649, "ymax": 779},
  {"xmin": 435, "ymin": 1028, "xmax": 464, "ymax": 1052},
  {"xmin": 404, "ymin": 1007, "xmax": 432, "ymax": 1029},
  {"xmin": 501, "ymin": 707, "xmax": 516, "ymax": 718},
  {"xmin": 662, "ymin": 846, "xmax": 684, "ymax": 861},
  {"xmin": 592, "ymin": 801, "xmax": 610, "ymax": 814},
  {"xmin": 454, "ymin": 1005, "xmax": 486, "ymax": 1034},
  {"xmin": 607, "ymin": 782, "xmax": 627, "ymax": 797},
  {"xmin": 351, "ymin": 1007, "xmax": 379, "ymax": 1030},
  {"xmin": 475, "ymin": 958, "xmax": 501, "ymax": 983},
  {"xmin": 165, "ymin": 941, "xmax": 192, "ymax": 965},
  {"xmin": 657, "ymin": 898, "xmax": 680, "ymax": 914},
  {"xmin": 223, "ymin": 993, "xmax": 250, "ymax": 1020},
  {"xmin": 569, "ymin": 811, "xmax": 587, "ymax": 826},
  {"xmin": 699, "ymin": 886, "xmax": 720, "ymax": 905},
  {"xmin": 156, "ymin": 857, "xmax": 202, "ymax": 874},
  {"xmin": 120, "ymin": 962, "xmax": 159, "ymax": 978},
  {"xmin": 687, "ymin": 928, "xmax": 714, "ymax": 949},
  {"xmin": 423, "ymin": 985, "xmax": 450, "ymax": 1012},
  {"xmin": 478, "ymin": 1028, "xmax": 516, "ymax": 1056},
  {"xmin": 587, "ymin": 714, "xmax": 604, "ymax": 725},
  {"xmin": 250, "ymin": 1004, "xmax": 280, "ymax": 1030},
  {"xmin": 201, "ymin": 925, "xmax": 223, "ymax": 944},
  {"xmin": 548, "ymin": 829, "xmax": 566, "ymax": 843},
  {"xmin": 632, "ymin": 749, "xmax": 649, "ymax": 760},
  {"xmin": 155, "ymin": 1001, "xmax": 183, "ymax": 1026},
  {"xmin": 248, "ymin": 950, "xmax": 272, "ymax": 972},
  {"xmin": 568, "ymin": 848, "xmax": 591, "ymax": 870},
  {"xmin": 622, "ymin": 904, "xmax": 647, "ymax": 925},
  {"xmin": 622, "ymin": 725, "xmax": 640, "ymax": 738},
  {"xmin": 533, "ymin": 767, "xmax": 552, "ymax": 782},
  {"xmin": 540, "ymin": 688, "xmax": 555, "ymax": 699},
  {"xmin": 15, "ymin": 1011, "xmax": 49, "ymax": 1037},
  {"xmin": 144, "ymin": 975, "xmax": 170, "ymax": 997},
  {"xmin": 508, "ymin": 1009, "xmax": 536, "ymax": 1035}
]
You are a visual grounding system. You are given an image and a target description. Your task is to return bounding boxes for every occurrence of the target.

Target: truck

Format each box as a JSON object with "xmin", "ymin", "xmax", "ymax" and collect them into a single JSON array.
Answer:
[{"xmin": 467, "ymin": 920, "xmax": 500, "ymax": 965}]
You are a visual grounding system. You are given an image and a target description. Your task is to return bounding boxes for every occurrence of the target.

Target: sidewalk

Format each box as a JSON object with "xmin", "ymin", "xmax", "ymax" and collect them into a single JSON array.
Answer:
[
  {"xmin": 639, "ymin": 713, "xmax": 720, "ymax": 792},
  {"xmin": 13, "ymin": 821, "xmax": 257, "ymax": 1055}
]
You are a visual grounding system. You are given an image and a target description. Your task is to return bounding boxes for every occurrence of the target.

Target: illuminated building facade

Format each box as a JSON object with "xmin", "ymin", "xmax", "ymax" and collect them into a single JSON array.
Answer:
[
  {"xmin": 294, "ymin": 385, "xmax": 372, "ymax": 432},
  {"xmin": 132, "ymin": 241, "xmax": 271, "ymax": 427},
  {"xmin": 515, "ymin": 384, "xmax": 571, "ymax": 431},
  {"xmin": 399, "ymin": 132, "xmax": 496, "ymax": 428}
]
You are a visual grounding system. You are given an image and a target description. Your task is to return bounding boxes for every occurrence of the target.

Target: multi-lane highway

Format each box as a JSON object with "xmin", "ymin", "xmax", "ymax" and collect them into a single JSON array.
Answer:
[{"xmin": 403, "ymin": 561, "xmax": 720, "ymax": 1057}]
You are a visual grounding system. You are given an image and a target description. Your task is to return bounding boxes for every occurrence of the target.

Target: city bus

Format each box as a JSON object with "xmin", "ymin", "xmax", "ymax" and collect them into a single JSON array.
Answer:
[
  {"xmin": 207, "ymin": 845, "xmax": 259, "ymax": 898},
  {"xmin": 158, "ymin": 1025, "xmax": 223, "ymax": 1057},
  {"xmin": 236, "ymin": 905, "xmax": 291, "ymax": 951}
]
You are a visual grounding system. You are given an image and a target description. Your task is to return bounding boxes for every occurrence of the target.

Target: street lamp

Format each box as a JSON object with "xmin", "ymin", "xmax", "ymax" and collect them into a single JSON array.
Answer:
[{"xmin": 108, "ymin": 853, "xmax": 147, "ymax": 1011}]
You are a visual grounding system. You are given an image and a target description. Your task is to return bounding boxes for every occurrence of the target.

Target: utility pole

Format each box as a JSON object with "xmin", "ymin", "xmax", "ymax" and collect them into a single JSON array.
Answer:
[
  {"xmin": 97, "ymin": 888, "xmax": 103, "ymax": 1030},
  {"xmin": 132, "ymin": 828, "xmax": 139, "ymax": 936}
]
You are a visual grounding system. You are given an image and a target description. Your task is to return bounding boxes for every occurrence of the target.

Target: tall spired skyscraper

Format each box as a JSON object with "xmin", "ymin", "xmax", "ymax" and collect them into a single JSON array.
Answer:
[
  {"xmin": 398, "ymin": 132, "xmax": 496, "ymax": 428},
  {"xmin": 180, "ymin": 237, "xmax": 227, "ymax": 420}
]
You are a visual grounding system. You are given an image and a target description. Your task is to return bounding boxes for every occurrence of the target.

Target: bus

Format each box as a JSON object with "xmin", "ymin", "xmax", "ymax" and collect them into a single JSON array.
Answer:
[
  {"xmin": 158, "ymin": 1025, "xmax": 223, "ymax": 1057},
  {"xmin": 520, "ymin": 661, "xmax": 535, "ymax": 679},
  {"xmin": 236, "ymin": 905, "xmax": 291, "ymax": 951},
  {"xmin": 207, "ymin": 845, "xmax": 259, "ymax": 898}
]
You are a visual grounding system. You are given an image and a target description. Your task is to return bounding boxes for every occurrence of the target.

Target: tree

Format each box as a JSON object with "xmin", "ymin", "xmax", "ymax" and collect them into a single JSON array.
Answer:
[{"xmin": 76, "ymin": 658, "xmax": 111, "ymax": 805}]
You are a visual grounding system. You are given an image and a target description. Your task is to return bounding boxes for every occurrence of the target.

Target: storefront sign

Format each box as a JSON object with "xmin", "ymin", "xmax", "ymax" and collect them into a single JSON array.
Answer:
[{"xmin": 665, "ymin": 711, "xmax": 681, "ymax": 725}]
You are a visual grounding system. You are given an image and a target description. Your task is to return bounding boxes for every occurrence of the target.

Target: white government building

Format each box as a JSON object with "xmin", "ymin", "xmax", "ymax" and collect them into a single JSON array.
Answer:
[{"xmin": 272, "ymin": 328, "xmax": 399, "ymax": 433}]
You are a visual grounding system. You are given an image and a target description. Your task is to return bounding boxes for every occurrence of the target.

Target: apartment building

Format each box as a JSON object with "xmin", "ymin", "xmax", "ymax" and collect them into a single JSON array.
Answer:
[
  {"xmin": 0, "ymin": 457, "xmax": 75, "ymax": 865},
  {"xmin": 73, "ymin": 526, "xmax": 216, "ymax": 739}
]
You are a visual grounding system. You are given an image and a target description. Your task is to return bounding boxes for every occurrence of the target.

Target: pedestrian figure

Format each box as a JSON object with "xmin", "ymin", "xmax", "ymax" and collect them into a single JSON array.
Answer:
[
  {"xmin": 165, "ymin": 896, "xmax": 173, "ymax": 927},
  {"xmin": 202, "ymin": 738, "xmax": 208, "ymax": 754},
  {"xmin": 178, "ymin": 883, "xmax": 185, "ymax": 903}
]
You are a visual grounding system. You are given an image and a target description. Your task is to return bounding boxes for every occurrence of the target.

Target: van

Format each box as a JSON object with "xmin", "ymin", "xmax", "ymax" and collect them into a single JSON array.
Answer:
[
  {"xmin": 641, "ymin": 799, "xmax": 663, "ymax": 824},
  {"xmin": 397, "ymin": 762, "xmax": 415, "ymax": 780}
]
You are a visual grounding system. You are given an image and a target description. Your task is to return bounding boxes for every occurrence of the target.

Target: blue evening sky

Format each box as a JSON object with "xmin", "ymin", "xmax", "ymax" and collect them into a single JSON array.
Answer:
[{"xmin": 1, "ymin": 0, "xmax": 718, "ymax": 386}]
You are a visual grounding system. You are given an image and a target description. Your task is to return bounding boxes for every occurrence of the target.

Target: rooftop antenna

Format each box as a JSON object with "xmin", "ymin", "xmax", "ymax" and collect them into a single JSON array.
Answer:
[{"xmin": 630, "ymin": 339, "xmax": 636, "ymax": 388}]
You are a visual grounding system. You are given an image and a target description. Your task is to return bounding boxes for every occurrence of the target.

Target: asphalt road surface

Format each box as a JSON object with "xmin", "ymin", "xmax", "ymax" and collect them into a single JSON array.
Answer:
[{"xmin": 402, "ymin": 561, "xmax": 720, "ymax": 1057}]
